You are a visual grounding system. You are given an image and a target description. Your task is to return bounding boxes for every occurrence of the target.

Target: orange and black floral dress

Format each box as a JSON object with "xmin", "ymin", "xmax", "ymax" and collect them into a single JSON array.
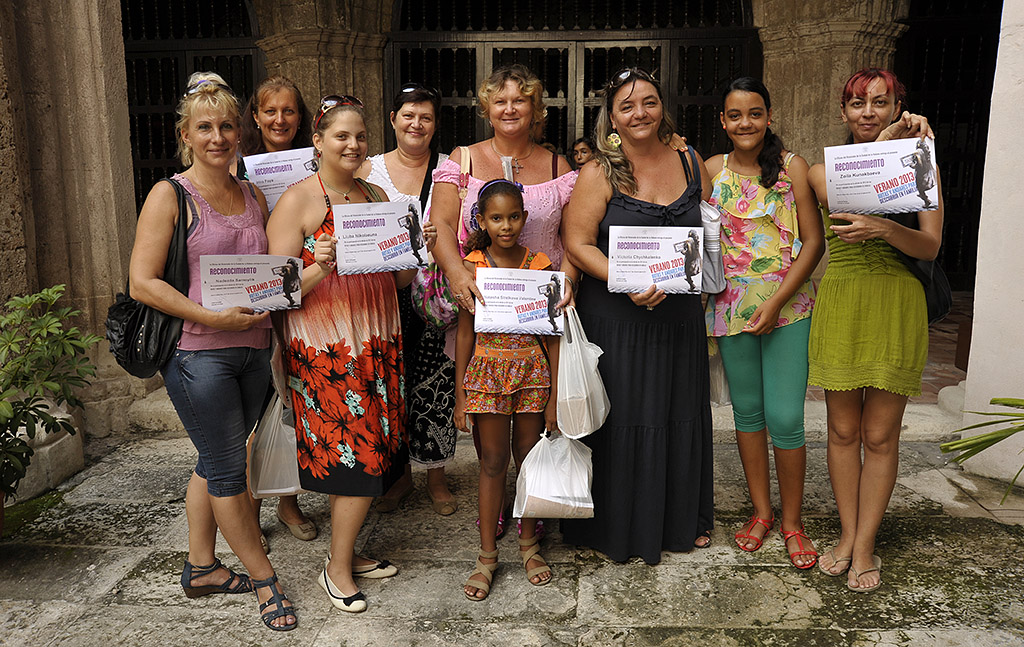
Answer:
[
  {"xmin": 284, "ymin": 179, "xmax": 406, "ymax": 496},
  {"xmin": 463, "ymin": 248, "xmax": 552, "ymax": 416}
]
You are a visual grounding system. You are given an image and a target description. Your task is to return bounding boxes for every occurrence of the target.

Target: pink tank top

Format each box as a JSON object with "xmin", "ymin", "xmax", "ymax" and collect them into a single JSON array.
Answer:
[{"xmin": 173, "ymin": 173, "xmax": 271, "ymax": 351}]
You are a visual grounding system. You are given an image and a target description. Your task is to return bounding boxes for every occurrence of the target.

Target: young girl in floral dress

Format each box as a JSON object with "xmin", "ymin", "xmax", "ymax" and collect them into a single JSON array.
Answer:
[
  {"xmin": 454, "ymin": 179, "xmax": 560, "ymax": 600},
  {"xmin": 705, "ymin": 77, "xmax": 825, "ymax": 568}
]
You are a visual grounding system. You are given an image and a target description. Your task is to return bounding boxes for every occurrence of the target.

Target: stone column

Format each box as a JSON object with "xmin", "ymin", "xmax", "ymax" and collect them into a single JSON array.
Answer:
[
  {"xmin": 960, "ymin": 3, "xmax": 1024, "ymax": 482},
  {"xmin": 9, "ymin": 0, "xmax": 144, "ymax": 436},
  {"xmin": 752, "ymin": 0, "xmax": 910, "ymax": 165},
  {"xmin": 253, "ymin": 0, "xmax": 390, "ymax": 149}
]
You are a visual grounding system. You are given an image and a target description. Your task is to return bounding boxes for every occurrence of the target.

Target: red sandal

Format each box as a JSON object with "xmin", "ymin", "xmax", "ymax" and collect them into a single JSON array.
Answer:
[
  {"xmin": 735, "ymin": 515, "xmax": 774, "ymax": 552},
  {"xmin": 781, "ymin": 525, "xmax": 819, "ymax": 569}
]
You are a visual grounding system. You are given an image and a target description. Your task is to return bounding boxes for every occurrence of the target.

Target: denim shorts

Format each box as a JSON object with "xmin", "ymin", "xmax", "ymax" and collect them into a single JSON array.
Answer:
[{"xmin": 162, "ymin": 346, "xmax": 271, "ymax": 497}]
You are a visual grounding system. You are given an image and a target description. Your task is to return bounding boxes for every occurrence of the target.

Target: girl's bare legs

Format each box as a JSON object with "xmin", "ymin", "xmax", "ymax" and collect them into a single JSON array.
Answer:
[
  {"xmin": 511, "ymin": 412, "xmax": 550, "ymax": 585},
  {"xmin": 775, "ymin": 444, "xmax": 815, "ymax": 566},
  {"xmin": 465, "ymin": 413, "xmax": 512, "ymax": 599},
  {"xmin": 821, "ymin": 389, "xmax": 864, "ymax": 573},
  {"xmin": 324, "ymin": 495, "xmax": 375, "ymax": 595},
  {"xmin": 185, "ymin": 473, "xmax": 295, "ymax": 628},
  {"xmin": 735, "ymin": 428, "xmax": 773, "ymax": 549}
]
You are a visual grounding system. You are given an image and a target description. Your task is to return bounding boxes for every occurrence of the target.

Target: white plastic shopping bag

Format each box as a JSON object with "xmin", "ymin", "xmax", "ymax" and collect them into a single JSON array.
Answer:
[
  {"xmin": 556, "ymin": 306, "xmax": 610, "ymax": 439},
  {"xmin": 513, "ymin": 431, "xmax": 594, "ymax": 519},
  {"xmin": 250, "ymin": 393, "xmax": 303, "ymax": 498}
]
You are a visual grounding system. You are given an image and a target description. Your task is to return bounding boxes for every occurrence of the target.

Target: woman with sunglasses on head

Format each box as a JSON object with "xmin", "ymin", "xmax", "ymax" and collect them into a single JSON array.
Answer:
[
  {"xmin": 129, "ymin": 72, "xmax": 296, "ymax": 631},
  {"xmin": 807, "ymin": 68, "xmax": 939, "ymax": 593},
  {"xmin": 431, "ymin": 64, "xmax": 577, "ymax": 540},
  {"xmin": 236, "ymin": 75, "xmax": 319, "ymax": 550},
  {"xmin": 704, "ymin": 77, "xmax": 825, "ymax": 568},
  {"xmin": 562, "ymin": 68, "xmax": 715, "ymax": 564},
  {"xmin": 355, "ymin": 84, "xmax": 458, "ymax": 517},
  {"xmin": 267, "ymin": 94, "xmax": 429, "ymax": 613}
]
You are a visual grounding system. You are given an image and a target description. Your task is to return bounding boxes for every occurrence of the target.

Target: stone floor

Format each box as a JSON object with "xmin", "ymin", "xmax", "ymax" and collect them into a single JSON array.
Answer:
[{"xmin": 3, "ymin": 398, "xmax": 1024, "ymax": 647}]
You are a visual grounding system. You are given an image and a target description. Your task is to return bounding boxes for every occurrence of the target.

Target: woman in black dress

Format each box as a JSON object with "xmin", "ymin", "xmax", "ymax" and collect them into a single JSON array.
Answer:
[{"xmin": 562, "ymin": 68, "xmax": 714, "ymax": 564}]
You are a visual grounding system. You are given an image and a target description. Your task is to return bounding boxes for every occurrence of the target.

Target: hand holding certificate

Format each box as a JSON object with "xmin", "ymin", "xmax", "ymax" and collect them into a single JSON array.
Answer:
[
  {"xmin": 201, "ymin": 255, "xmax": 302, "ymax": 312},
  {"xmin": 333, "ymin": 202, "xmax": 429, "ymax": 274},
  {"xmin": 607, "ymin": 226, "xmax": 703, "ymax": 294},
  {"xmin": 824, "ymin": 137, "xmax": 938, "ymax": 215},
  {"xmin": 474, "ymin": 268, "xmax": 565, "ymax": 335}
]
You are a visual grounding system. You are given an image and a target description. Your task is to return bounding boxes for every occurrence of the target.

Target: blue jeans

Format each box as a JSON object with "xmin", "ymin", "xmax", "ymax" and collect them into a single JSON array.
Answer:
[{"xmin": 162, "ymin": 346, "xmax": 271, "ymax": 497}]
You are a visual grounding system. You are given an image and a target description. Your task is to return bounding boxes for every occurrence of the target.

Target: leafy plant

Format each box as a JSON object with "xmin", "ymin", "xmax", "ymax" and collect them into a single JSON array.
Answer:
[
  {"xmin": 0, "ymin": 285, "xmax": 102, "ymax": 501},
  {"xmin": 940, "ymin": 397, "xmax": 1024, "ymax": 503}
]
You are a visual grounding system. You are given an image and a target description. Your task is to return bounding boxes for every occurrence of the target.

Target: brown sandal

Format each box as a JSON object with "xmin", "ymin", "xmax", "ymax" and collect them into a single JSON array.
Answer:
[
  {"xmin": 518, "ymin": 534, "xmax": 552, "ymax": 586},
  {"xmin": 464, "ymin": 548, "xmax": 499, "ymax": 601}
]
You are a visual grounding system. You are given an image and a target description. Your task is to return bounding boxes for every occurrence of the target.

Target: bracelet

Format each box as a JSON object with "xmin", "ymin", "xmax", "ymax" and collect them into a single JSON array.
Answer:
[{"xmin": 564, "ymin": 276, "xmax": 575, "ymax": 292}]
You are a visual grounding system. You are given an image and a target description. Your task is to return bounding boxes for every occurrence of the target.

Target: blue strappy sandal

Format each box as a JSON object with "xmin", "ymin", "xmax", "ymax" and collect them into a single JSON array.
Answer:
[
  {"xmin": 252, "ymin": 573, "xmax": 298, "ymax": 632},
  {"xmin": 180, "ymin": 558, "xmax": 252, "ymax": 598}
]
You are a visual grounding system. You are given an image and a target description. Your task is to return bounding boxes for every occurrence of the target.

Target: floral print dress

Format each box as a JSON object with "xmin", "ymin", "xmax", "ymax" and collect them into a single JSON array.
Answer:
[
  {"xmin": 284, "ymin": 179, "xmax": 407, "ymax": 496},
  {"xmin": 705, "ymin": 153, "xmax": 816, "ymax": 338}
]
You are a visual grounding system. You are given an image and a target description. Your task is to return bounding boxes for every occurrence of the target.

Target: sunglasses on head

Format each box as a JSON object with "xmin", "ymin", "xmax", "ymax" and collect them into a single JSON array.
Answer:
[
  {"xmin": 399, "ymin": 83, "xmax": 440, "ymax": 98},
  {"xmin": 314, "ymin": 94, "xmax": 364, "ymax": 130},
  {"xmin": 610, "ymin": 67, "xmax": 657, "ymax": 86},
  {"xmin": 184, "ymin": 79, "xmax": 233, "ymax": 98}
]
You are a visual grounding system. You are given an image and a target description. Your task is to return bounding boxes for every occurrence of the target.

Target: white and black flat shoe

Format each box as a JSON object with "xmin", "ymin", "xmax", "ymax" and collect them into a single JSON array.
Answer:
[{"xmin": 319, "ymin": 568, "xmax": 367, "ymax": 613}]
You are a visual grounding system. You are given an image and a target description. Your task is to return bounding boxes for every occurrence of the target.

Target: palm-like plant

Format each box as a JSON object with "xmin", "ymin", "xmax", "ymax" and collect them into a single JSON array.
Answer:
[{"xmin": 940, "ymin": 398, "xmax": 1024, "ymax": 503}]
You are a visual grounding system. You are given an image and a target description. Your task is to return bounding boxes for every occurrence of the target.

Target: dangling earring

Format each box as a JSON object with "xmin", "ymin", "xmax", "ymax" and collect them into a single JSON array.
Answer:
[{"xmin": 606, "ymin": 131, "xmax": 621, "ymax": 148}]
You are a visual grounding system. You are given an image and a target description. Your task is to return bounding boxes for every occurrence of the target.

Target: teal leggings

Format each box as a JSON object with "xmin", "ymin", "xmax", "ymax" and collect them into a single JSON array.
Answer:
[{"xmin": 716, "ymin": 318, "xmax": 811, "ymax": 450}]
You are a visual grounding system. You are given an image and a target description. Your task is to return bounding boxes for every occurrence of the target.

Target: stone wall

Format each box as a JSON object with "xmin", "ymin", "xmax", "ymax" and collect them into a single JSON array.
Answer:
[{"xmin": 961, "ymin": 2, "xmax": 1024, "ymax": 482}]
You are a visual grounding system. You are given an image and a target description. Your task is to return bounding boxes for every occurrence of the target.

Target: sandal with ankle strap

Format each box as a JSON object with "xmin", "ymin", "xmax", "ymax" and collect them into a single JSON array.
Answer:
[
  {"xmin": 252, "ymin": 573, "xmax": 298, "ymax": 631},
  {"xmin": 781, "ymin": 525, "xmax": 819, "ymax": 569},
  {"xmin": 735, "ymin": 515, "xmax": 774, "ymax": 552},
  {"xmin": 464, "ymin": 548, "xmax": 499, "ymax": 601},
  {"xmin": 518, "ymin": 534, "xmax": 552, "ymax": 586},
  {"xmin": 180, "ymin": 558, "xmax": 252, "ymax": 598}
]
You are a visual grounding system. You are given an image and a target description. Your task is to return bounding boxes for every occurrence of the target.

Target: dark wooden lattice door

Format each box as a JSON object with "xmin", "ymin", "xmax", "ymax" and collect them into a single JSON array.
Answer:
[
  {"xmin": 895, "ymin": 0, "xmax": 1003, "ymax": 290},
  {"xmin": 122, "ymin": 0, "xmax": 262, "ymax": 211},
  {"xmin": 387, "ymin": 1, "xmax": 761, "ymax": 158}
]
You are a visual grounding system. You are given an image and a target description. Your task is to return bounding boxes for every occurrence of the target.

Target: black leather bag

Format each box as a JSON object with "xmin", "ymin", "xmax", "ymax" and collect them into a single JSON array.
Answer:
[
  {"xmin": 105, "ymin": 178, "xmax": 192, "ymax": 377},
  {"xmin": 889, "ymin": 212, "xmax": 952, "ymax": 324}
]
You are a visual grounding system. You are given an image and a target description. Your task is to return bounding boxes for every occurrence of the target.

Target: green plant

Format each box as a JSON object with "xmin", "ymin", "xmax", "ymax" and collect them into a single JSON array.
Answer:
[
  {"xmin": 940, "ymin": 397, "xmax": 1024, "ymax": 503},
  {"xmin": 0, "ymin": 285, "xmax": 102, "ymax": 501}
]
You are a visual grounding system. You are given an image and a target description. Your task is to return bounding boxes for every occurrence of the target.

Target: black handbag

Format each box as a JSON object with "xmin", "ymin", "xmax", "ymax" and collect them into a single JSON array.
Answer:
[
  {"xmin": 105, "ymin": 178, "xmax": 193, "ymax": 377},
  {"xmin": 889, "ymin": 212, "xmax": 952, "ymax": 324}
]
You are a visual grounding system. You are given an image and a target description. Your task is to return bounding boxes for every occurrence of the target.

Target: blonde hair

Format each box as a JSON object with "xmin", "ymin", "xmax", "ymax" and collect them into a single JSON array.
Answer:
[
  {"xmin": 477, "ymin": 65, "xmax": 546, "ymax": 141},
  {"xmin": 175, "ymin": 72, "xmax": 240, "ymax": 167},
  {"xmin": 594, "ymin": 71, "xmax": 676, "ymax": 196}
]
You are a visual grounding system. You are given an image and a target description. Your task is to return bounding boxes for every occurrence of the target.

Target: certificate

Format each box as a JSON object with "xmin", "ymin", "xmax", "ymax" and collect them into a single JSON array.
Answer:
[
  {"xmin": 474, "ymin": 268, "xmax": 565, "ymax": 336},
  {"xmin": 200, "ymin": 255, "xmax": 302, "ymax": 312},
  {"xmin": 242, "ymin": 147, "xmax": 317, "ymax": 211},
  {"xmin": 824, "ymin": 137, "xmax": 939, "ymax": 214},
  {"xmin": 333, "ymin": 201, "xmax": 428, "ymax": 274},
  {"xmin": 607, "ymin": 226, "xmax": 703, "ymax": 294}
]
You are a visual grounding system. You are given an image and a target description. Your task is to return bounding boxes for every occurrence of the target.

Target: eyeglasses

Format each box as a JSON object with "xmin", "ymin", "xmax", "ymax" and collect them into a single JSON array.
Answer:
[
  {"xmin": 314, "ymin": 94, "xmax": 364, "ymax": 130},
  {"xmin": 183, "ymin": 79, "xmax": 233, "ymax": 98}
]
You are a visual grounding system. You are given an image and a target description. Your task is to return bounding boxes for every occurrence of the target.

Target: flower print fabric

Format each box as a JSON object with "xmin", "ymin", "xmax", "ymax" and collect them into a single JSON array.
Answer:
[
  {"xmin": 284, "ymin": 183, "xmax": 407, "ymax": 497},
  {"xmin": 705, "ymin": 153, "xmax": 817, "ymax": 337}
]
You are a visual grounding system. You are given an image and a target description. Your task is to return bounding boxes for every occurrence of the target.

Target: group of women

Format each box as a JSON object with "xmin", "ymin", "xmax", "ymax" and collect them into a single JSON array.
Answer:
[{"xmin": 128, "ymin": 60, "xmax": 941, "ymax": 630}]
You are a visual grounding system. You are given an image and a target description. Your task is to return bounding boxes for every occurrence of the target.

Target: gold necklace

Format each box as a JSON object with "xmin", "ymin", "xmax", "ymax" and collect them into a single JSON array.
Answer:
[
  {"xmin": 318, "ymin": 172, "xmax": 355, "ymax": 202},
  {"xmin": 189, "ymin": 171, "xmax": 237, "ymax": 215},
  {"xmin": 490, "ymin": 139, "xmax": 534, "ymax": 174}
]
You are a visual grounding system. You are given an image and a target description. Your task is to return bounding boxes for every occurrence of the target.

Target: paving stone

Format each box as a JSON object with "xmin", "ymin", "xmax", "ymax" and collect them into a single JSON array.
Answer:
[
  {"xmin": 0, "ymin": 600, "xmax": 89, "ymax": 647},
  {"xmin": 0, "ymin": 544, "xmax": 145, "ymax": 602},
  {"xmin": 6, "ymin": 501, "xmax": 184, "ymax": 547},
  {"xmin": 311, "ymin": 620, "xmax": 577, "ymax": 647}
]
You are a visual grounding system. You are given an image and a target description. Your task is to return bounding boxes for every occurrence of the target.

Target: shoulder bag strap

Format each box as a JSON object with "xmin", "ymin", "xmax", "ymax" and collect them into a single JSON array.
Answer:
[
  {"xmin": 418, "ymin": 150, "xmax": 440, "ymax": 212},
  {"xmin": 160, "ymin": 178, "xmax": 191, "ymax": 295},
  {"xmin": 551, "ymin": 149, "xmax": 558, "ymax": 179},
  {"xmin": 457, "ymin": 146, "xmax": 472, "ymax": 250}
]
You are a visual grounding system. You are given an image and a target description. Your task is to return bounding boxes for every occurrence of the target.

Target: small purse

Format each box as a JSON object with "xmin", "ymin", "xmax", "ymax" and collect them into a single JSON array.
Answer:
[
  {"xmin": 411, "ymin": 146, "xmax": 472, "ymax": 329},
  {"xmin": 105, "ymin": 178, "xmax": 193, "ymax": 378},
  {"xmin": 888, "ymin": 211, "xmax": 952, "ymax": 324}
]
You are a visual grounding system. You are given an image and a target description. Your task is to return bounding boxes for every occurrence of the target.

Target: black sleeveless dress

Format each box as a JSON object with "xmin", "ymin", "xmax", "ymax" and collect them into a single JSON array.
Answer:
[{"xmin": 560, "ymin": 149, "xmax": 714, "ymax": 564}]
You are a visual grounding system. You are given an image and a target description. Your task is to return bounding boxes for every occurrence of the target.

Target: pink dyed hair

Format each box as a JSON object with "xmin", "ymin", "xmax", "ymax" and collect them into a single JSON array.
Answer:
[{"xmin": 841, "ymin": 68, "xmax": 906, "ymax": 107}]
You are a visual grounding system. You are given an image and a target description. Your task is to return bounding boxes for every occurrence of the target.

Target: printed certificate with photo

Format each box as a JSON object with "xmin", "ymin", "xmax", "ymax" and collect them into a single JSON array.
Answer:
[
  {"xmin": 607, "ymin": 226, "xmax": 704, "ymax": 294},
  {"xmin": 824, "ymin": 137, "xmax": 939, "ymax": 215},
  {"xmin": 242, "ymin": 147, "xmax": 317, "ymax": 211},
  {"xmin": 200, "ymin": 255, "xmax": 302, "ymax": 312},
  {"xmin": 474, "ymin": 268, "xmax": 565, "ymax": 336},
  {"xmin": 333, "ymin": 201, "xmax": 428, "ymax": 274}
]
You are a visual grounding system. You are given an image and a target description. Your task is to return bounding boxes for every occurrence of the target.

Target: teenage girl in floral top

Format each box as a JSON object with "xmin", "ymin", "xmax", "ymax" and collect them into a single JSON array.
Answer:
[{"xmin": 705, "ymin": 77, "xmax": 825, "ymax": 568}]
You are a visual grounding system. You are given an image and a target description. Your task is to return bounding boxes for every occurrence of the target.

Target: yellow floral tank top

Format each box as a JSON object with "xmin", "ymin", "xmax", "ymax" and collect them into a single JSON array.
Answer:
[{"xmin": 705, "ymin": 153, "xmax": 816, "ymax": 337}]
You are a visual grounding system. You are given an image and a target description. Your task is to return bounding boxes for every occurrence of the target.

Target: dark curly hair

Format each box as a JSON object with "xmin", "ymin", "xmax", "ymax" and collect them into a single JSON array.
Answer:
[{"xmin": 464, "ymin": 179, "xmax": 526, "ymax": 253}]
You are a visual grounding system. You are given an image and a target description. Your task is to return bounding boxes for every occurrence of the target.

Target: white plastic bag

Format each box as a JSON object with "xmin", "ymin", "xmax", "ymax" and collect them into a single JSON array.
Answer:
[
  {"xmin": 513, "ymin": 432, "xmax": 594, "ymax": 519},
  {"xmin": 708, "ymin": 344, "xmax": 731, "ymax": 407},
  {"xmin": 556, "ymin": 306, "xmax": 610, "ymax": 439},
  {"xmin": 250, "ymin": 393, "xmax": 302, "ymax": 498}
]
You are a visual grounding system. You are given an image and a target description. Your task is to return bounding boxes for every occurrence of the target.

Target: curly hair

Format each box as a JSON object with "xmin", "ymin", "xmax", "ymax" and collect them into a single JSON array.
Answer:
[
  {"xmin": 478, "ymin": 65, "xmax": 546, "ymax": 141},
  {"xmin": 464, "ymin": 179, "xmax": 526, "ymax": 253}
]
